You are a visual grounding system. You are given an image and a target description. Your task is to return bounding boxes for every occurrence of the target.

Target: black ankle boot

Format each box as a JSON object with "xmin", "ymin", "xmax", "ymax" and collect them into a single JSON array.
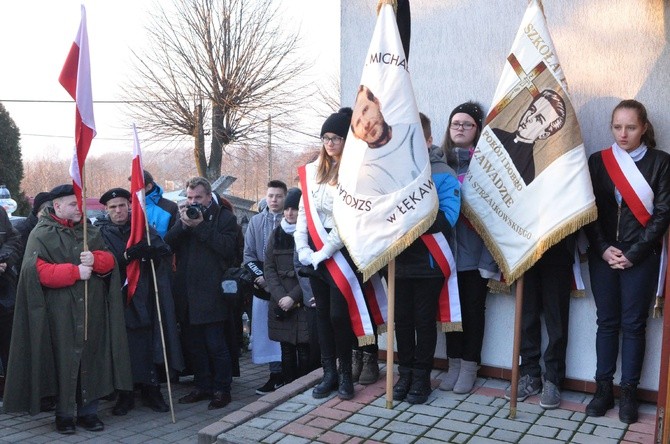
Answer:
[
  {"xmin": 585, "ymin": 380, "xmax": 614, "ymax": 417},
  {"xmin": 393, "ymin": 367, "xmax": 412, "ymax": 401},
  {"xmin": 112, "ymin": 390, "xmax": 135, "ymax": 416},
  {"xmin": 338, "ymin": 367, "xmax": 354, "ymax": 400},
  {"xmin": 141, "ymin": 385, "xmax": 169, "ymax": 413},
  {"xmin": 619, "ymin": 383, "xmax": 639, "ymax": 424},
  {"xmin": 312, "ymin": 358, "xmax": 338, "ymax": 399},
  {"xmin": 406, "ymin": 368, "xmax": 432, "ymax": 404}
]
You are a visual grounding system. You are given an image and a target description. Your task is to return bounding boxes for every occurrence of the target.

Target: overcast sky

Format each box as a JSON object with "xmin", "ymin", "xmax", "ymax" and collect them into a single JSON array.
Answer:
[{"xmin": 0, "ymin": 0, "xmax": 340, "ymax": 161}]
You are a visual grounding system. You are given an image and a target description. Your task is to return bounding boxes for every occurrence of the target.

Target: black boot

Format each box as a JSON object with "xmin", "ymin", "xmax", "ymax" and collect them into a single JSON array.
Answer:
[
  {"xmin": 112, "ymin": 390, "xmax": 135, "ymax": 416},
  {"xmin": 141, "ymin": 384, "xmax": 169, "ymax": 413},
  {"xmin": 312, "ymin": 358, "xmax": 338, "ymax": 399},
  {"xmin": 337, "ymin": 365, "xmax": 354, "ymax": 400},
  {"xmin": 585, "ymin": 380, "xmax": 614, "ymax": 417},
  {"xmin": 619, "ymin": 383, "xmax": 639, "ymax": 424},
  {"xmin": 296, "ymin": 343, "xmax": 312, "ymax": 378},
  {"xmin": 406, "ymin": 368, "xmax": 432, "ymax": 404},
  {"xmin": 393, "ymin": 366, "xmax": 412, "ymax": 401}
]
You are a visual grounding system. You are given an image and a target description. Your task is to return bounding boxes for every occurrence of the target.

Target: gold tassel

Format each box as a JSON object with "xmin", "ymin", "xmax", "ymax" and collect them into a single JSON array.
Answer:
[
  {"xmin": 357, "ymin": 334, "xmax": 377, "ymax": 347},
  {"xmin": 377, "ymin": 0, "xmax": 397, "ymax": 15},
  {"xmin": 377, "ymin": 323, "xmax": 388, "ymax": 335},
  {"xmin": 440, "ymin": 321, "xmax": 463, "ymax": 333},
  {"xmin": 571, "ymin": 289, "xmax": 586, "ymax": 298},
  {"xmin": 653, "ymin": 296, "xmax": 664, "ymax": 319},
  {"xmin": 462, "ymin": 202, "xmax": 597, "ymax": 284},
  {"xmin": 488, "ymin": 279, "xmax": 512, "ymax": 294}
]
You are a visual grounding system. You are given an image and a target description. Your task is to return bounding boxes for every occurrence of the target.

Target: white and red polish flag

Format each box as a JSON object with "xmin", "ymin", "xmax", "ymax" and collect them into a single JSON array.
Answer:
[
  {"xmin": 126, "ymin": 125, "xmax": 147, "ymax": 302},
  {"xmin": 59, "ymin": 4, "xmax": 96, "ymax": 211}
]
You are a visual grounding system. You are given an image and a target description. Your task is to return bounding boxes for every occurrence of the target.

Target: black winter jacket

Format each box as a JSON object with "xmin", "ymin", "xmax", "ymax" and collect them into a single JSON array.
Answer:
[{"xmin": 586, "ymin": 148, "xmax": 670, "ymax": 264}]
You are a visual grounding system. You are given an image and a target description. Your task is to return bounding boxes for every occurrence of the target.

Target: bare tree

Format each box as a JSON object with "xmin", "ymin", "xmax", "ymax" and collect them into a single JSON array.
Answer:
[{"xmin": 123, "ymin": 0, "xmax": 313, "ymax": 181}]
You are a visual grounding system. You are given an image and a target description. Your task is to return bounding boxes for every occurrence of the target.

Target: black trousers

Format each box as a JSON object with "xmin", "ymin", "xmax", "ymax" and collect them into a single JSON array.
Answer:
[
  {"xmin": 519, "ymin": 246, "xmax": 572, "ymax": 385},
  {"xmin": 445, "ymin": 270, "xmax": 488, "ymax": 363},
  {"xmin": 395, "ymin": 277, "xmax": 442, "ymax": 371},
  {"xmin": 0, "ymin": 309, "xmax": 12, "ymax": 374}
]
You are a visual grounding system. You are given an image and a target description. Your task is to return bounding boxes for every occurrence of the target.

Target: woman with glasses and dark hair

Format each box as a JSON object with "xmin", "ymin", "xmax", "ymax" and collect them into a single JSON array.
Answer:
[
  {"xmin": 438, "ymin": 101, "xmax": 499, "ymax": 395},
  {"xmin": 585, "ymin": 99, "xmax": 670, "ymax": 424}
]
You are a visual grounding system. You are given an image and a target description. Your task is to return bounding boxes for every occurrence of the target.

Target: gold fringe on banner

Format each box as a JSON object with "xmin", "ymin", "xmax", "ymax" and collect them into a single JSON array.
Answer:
[
  {"xmin": 376, "ymin": 0, "xmax": 397, "ymax": 15},
  {"xmin": 377, "ymin": 323, "xmax": 388, "ymax": 335},
  {"xmin": 488, "ymin": 279, "xmax": 512, "ymax": 294},
  {"xmin": 352, "ymin": 206, "xmax": 438, "ymax": 282},
  {"xmin": 654, "ymin": 296, "xmax": 664, "ymax": 319},
  {"xmin": 462, "ymin": 202, "xmax": 597, "ymax": 284},
  {"xmin": 357, "ymin": 334, "xmax": 377, "ymax": 347},
  {"xmin": 440, "ymin": 321, "xmax": 463, "ymax": 333}
]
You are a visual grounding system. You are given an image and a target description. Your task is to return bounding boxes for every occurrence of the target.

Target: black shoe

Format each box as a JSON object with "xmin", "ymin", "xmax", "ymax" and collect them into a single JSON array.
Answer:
[
  {"xmin": 585, "ymin": 380, "xmax": 615, "ymax": 417},
  {"xmin": 141, "ymin": 386, "xmax": 169, "ymax": 413},
  {"xmin": 406, "ymin": 368, "xmax": 432, "ymax": 404},
  {"xmin": 208, "ymin": 391, "xmax": 232, "ymax": 410},
  {"xmin": 178, "ymin": 389, "xmax": 212, "ymax": 404},
  {"xmin": 393, "ymin": 367, "xmax": 412, "ymax": 401},
  {"xmin": 112, "ymin": 390, "xmax": 135, "ymax": 416},
  {"xmin": 76, "ymin": 414, "xmax": 104, "ymax": 432},
  {"xmin": 256, "ymin": 373, "xmax": 284, "ymax": 395},
  {"xmin": 337, "ymin": 369, "xmax": 354, "ymax": 400},
  {"xmin": 55, "ymin": 416, "xmax": 76, "ymax": 435},
  {"xmin": 100, "ymin": 391, "xmax": 117, "ymax": 402},
  {"xmin": 312, "ymin": 359, "xmax": 338, "ymax": 399},
  {"xmin": 619, "ymin": 383, "xmax": 639, "ymax": 424}
]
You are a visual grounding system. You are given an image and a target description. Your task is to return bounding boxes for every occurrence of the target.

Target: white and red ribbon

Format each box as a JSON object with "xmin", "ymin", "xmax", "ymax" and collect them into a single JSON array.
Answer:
[{"xmin": 421, "ymin": 232, "xmax": 462, "ymax": 331}]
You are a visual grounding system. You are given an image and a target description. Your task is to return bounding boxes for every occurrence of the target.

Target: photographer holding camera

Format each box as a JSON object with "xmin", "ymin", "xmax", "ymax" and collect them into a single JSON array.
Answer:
[{"xmin": 165, "ymin": 177, "xmax": 239, "ymax": 410}]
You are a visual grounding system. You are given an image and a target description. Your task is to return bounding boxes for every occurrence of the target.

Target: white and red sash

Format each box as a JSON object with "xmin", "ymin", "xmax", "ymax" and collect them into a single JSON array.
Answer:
[
  {"xmin": 602, "ymin": 144, "xmax": 667, "ymax": 297},
  {"xmin": 298, "ymin": 164, "xmax": 386, "ymax": 345},
  {"xmin": 420, "ymin": 232, "xmax": 462, "ymax": 331}
]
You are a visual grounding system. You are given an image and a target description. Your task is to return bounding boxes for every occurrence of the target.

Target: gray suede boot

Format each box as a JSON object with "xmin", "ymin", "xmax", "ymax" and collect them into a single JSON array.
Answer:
[
  {"xmin": 439, "ymin": 358, "xmax": 461, "ymax": 391},
  {"xmin": 351, "ymin": 350, "xmax": 363, "ymax": 383},
  {"xmin": 453, "ymin": 360, "xmax": 480, "ymax": 394},
  {"xmin": 358, "ymin": 352, "xmax": 380, "ymax": 385}
]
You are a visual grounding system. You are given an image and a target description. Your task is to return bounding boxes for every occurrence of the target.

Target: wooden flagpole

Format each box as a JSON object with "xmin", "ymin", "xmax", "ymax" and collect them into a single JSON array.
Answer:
[
  {"xmin": 385, "ymin": 259, "xmax": 396, "ymax": 409},
  {"xmin": 508, "ymin": 275, "xmax": 524, "ymax": 419},
  {"xmin": 144, "ymin": 220, "xmax": 176, "ymax": 423},
  {"xmin": 655, "ymin": 234, "xmax": 670, "ymax": 443},
  {"xmin": 82, "ymin": 165, "xmax": 89, "ymax": 341}
]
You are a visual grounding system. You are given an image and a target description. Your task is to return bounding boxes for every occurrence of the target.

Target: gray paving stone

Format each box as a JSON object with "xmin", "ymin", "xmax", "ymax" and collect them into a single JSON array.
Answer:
[
  {"xmin": 456, "ymin": 401, "xmax": 498, "ymax": 416},
  {"xmin": 463, "ymin": 437, "xmax": 501, "ymax": 444},
  {"xmin": 261, "ymin": 410, "xmax": 304, "ymax": 422},
  {"xmin": 577, "ymin": 422, "xmax": 595, "ymax": 434},
  {"xmin": 247, "ymin": 417, "xmax": 278, "ymax": 429},
  {"xmin": 536, "ymin": 415, "xmax": 580, "ymax": 431},
  {"xmin": 527, "ymin": 424, "xmax": 559, "ymax": 438},
  {"xmin": 489, "ymin": 428, "xmax": 522, "ymax": 442},
  {"xmin": 473, "ymin": 414, "xmax": 489, "ymax": 425},
  {"xmin": 345, "ymin": 412, "xmax": 376, "ymax": 427},
  {"xmin": 584, "ymin": 415, "xmax": 627, "ymax": 428},
  {"xmin": 275, "ymin": 436, "xmax": 311, "ymax": 444},
  {"xmin": 494, "ymin": 407, "xmax": 540, "ymax": 424},
  {"xmin": 261, "ymin": 432, "xmax": 286, "ymax": 444},
  {"xmin": 385, "ymin": 419, "xmax": 429, "ymax": 436},
  {"xmin": 371, "ymin": 417, "xmax": 390, "ymax": 428},
  {"xmin": 451, "ymin": 433, "xmax": 470, "ymax": 443},
  {"xmin": 515, "ymin": 401, "xmax": 545, "ymax": 415},
  {"xmin": 357, "ymin": 404, "xmax": 402, "ymax": 420},
  {"xmin": 224, "ymin": 425, "xmax": 273, "ymax": 442},
  {"xmin": 485, "ymin": 416, "xmax": 532, "ymax": 433},
  {"xmin": 396, "ymin": 411, "xmax": 413, "ymax": 421},
  {"xmin": 274, "ymin": 402, "xmax": 306, "ymax": 413},
  {"xmin": 406, "ymin": 403, "xmax": 450, "ymax": 418},
  {"xmin": 446, "ymin": 409, "xmax": 477, "ymax": 423},
  {"xmin": 518, "ymin": 435, "xmax": 565, "ymax": 443},
  {"xmin": 569, "ymin": 432, "xmax": 620, "ymax": 444},
  {"xmin": 332, "ymin": 422, "xmax": 375, "ymax": 438},
  {"xmin": 491, "ymin": 397, "xmax": 508, "ymax": 408},
  {"xmin": 475, "ymin": 425, "xmax": 493, "ymax": 437},
  {"xmin": 570, "ymin": 411, "xmax": 586, "ymax": 422},
  {"xmin": 370, "ymin": 430, "xmax": 390, "ymax": 441},
  {"xmin": 424, "ymin": 427, "xmax": 456, "ymax": 442},
  {"xmin": 592, "ymin": 424, "xmax": 625, "ymax": 440},
  {"xmin": 408, "ymin": 413, "xmax": 440, "ymax": 427},
  {"xmin": 544, "ymin": 408, "xmax": 573, "ymax": 419},
  {"xmin": 415, "ymin": 437, "xmax": 449, "ymax": 444},
  {"xmin": 433, "ymin": 417, "xmax": 480, "ymax": 435},
  {"xmin": 556, "ymin": 429, "xmax": 574, "ymax": 442},
  {"xmin": 384, "ymin": 432, "xmax": 416, "ymax": 444},
  {"xmin": 466, "ymin": 394, "xmax": 497, "ymax": 406}
]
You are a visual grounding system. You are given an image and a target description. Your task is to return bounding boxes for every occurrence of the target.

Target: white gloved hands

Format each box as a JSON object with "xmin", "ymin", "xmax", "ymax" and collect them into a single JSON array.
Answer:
[
  {"xmin": 298, "ymin": 248, "xmax": 314, "ymax": 266},
  {"xmin": 310, "ymin": 249, "xmax": 328, "ymax": 269}
]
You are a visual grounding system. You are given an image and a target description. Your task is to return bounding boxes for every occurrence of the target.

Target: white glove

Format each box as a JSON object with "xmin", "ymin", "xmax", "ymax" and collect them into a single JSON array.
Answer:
[
  {"xmin": 311, "ymin": 249, "xmax": 329, "ymax": 269},
  {"xmin": 298, "ymin": 248, "xmax": 314, "ymax": 266}
]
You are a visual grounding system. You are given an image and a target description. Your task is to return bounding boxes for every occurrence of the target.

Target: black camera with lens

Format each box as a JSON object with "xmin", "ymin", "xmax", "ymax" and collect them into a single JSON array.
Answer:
[{"xmin": 185, "ymin": 203, "xmax": 204, "ymax": 219}]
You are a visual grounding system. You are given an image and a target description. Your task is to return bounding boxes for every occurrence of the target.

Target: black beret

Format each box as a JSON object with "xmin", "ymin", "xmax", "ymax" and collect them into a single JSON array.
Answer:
[
  {"xmin": 49, "ymin": 184, "xmax": 75, "ymax": 200},
  {"xmin": 99, "ymin": 188, "xmax": 131, "ymax": 205},
  {"xmin": 449, "ymin": 101, "xmax": 485, "ymax": 132},
  {"xmin": 31, "ymin": 192, "xmax": 53, "ymax": 216}
]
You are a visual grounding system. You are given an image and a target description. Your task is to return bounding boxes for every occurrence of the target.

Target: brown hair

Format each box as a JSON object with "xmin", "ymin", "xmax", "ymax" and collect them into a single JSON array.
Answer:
[
  {"xmin": 185, "ymin": 176, "xmax": 212, "ymax": 194},
  {"xmin": 612, "ymin": 99, "xmax": 656, "ymax": 149}
]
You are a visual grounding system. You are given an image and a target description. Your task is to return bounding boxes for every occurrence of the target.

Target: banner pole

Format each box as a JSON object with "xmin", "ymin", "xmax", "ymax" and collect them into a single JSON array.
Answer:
[
  {"xmin": 508, "ymin": 275, "xmax": 524, "ymax": 419},
  {"xmin": 385, "ymin": 259, "xmax": 396, "ymax": 409},
  {"xmin": 82, "ymin": 164, "xmax": 89, "ymax": 341},
  {"xmin": 655, "ymin": 233, "xmax": 670, "ymax": 442}
]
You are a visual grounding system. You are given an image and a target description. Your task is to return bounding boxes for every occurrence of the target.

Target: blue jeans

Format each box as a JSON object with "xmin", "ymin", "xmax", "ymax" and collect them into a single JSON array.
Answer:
[
  {"xmin": 188, "ymin": 321, "xmax": 232, "ymax": 393},
  {"xmin": 589, "ymin": 249, "xmax": 658, "ymax": 385}
]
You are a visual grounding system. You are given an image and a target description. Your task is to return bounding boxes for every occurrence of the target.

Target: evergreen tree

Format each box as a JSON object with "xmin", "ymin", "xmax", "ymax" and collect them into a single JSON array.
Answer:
[{"xmin": 0, "ymin": 103, "xmax": 28, "ymax": 215}]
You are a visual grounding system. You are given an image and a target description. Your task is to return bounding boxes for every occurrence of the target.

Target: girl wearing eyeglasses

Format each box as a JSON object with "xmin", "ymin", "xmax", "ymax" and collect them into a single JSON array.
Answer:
[{"xmin": 439, "ymin": 102, "xmax": 499, "ymax": 395}]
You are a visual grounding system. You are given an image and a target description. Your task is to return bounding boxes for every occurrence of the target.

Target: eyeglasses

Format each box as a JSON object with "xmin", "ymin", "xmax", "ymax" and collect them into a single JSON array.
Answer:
[
  {"xmin": 450, "ymin": 122, "xmax": 476, "ymax": 130},
  {"xmin": 321, "ymin": 136, "xmax": 344, "ymax": 145}
]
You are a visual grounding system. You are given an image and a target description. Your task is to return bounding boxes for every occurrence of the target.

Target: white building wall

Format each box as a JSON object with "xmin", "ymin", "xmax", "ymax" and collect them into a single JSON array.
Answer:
[{"xmin": 340, "ymin": 0, "xmax": 669, "ymax": 391}]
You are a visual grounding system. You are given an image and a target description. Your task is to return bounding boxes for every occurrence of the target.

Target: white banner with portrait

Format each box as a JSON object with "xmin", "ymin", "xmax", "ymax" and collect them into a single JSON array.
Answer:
[
  {"xmin": 461, "ymin": 0, "xmax": 596, "ymax": 282},
  {"xmin": 333, "ymin": 3, "xmax": 437, "ymax": 281}
]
